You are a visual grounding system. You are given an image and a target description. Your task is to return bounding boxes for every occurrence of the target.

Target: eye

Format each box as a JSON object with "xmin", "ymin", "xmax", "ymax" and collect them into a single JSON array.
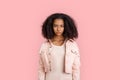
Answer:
[
  {"xmin": 53, "ymin": 24, "xmax": 57, "ymax": 27},
  {"xmin": 61, "ymin": 25, "xmax": 64, "ymax": 27}
]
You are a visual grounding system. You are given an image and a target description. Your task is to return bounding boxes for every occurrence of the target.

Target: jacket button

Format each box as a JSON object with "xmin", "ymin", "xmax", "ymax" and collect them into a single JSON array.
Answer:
[
  {"xmin": 48, "ymin": 53, "xmax": 51, "ymax": 55},
  {"xmin": 50, "ymin": 68, "xmax": 51, "ymax": 71}
]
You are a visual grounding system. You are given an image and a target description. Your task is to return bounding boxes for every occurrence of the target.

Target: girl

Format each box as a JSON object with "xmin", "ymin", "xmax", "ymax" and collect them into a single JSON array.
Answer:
[{"xmin": 38, "ymin": 13, "xmax": 81, "ymax": 80}]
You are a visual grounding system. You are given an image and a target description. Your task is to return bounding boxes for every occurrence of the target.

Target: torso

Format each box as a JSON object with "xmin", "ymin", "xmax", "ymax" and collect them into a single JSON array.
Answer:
[
  {"xmin": 45, "ymin": 40, "xmax": 72, "ymax": 80},
  {"xmin": 50, "ymin": 38, "xmax": 66, "ymax": 46}
]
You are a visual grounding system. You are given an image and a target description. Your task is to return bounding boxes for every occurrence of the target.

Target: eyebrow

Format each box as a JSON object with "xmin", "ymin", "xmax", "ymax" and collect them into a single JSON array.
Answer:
[{"xmin": 53, "ymin": 24, "xmax": 64, "ymax": 26}]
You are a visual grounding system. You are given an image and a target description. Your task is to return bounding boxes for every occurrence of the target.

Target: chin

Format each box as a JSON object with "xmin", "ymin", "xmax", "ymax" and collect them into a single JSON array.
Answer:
[{"xmin": 55, "ymin": 34, "xmax": 62, "ymax": 36}]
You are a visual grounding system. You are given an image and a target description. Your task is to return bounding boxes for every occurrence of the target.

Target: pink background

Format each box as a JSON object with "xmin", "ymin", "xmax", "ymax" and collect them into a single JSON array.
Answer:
[{"xmin": 0, "ymin": 0, "xmax": 120, "ymax": 80}]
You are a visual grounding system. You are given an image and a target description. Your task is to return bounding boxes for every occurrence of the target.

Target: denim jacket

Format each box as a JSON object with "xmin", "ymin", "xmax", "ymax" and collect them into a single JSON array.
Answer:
[{"xmin": 38, "ymin": 39, "xmax": 81, "ymax": 80}]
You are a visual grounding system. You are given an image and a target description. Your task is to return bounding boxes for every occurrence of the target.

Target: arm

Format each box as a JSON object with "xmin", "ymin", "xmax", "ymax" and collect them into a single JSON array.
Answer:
[
  {"xmin": 72, "ymin": 54, "xmax": 81, "ymax": 80},
  {"xmin": 72, "ymin": 41, "xmax": 81, "ymax": 80},
  {"xmin": 38, "ymin": 43, "xmax": 46, "ymax": 80}
]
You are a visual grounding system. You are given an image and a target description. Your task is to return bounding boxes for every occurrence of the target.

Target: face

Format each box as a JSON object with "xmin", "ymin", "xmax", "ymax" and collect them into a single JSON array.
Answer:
[{"xmin": 53, "ymin": 19, "xmax": 64, "ymax": 36}]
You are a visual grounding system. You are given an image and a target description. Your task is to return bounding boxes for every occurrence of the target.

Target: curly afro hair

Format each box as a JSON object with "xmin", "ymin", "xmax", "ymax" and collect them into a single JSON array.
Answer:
[{"xmin": 41, "ymin": 13, "xmax": 78, "ymax": 40}]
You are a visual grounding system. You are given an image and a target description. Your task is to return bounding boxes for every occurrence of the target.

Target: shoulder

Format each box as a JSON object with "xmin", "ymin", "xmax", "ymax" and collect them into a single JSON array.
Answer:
[
  {"xmin": 67, "ymin": 39, "xmax": 80, "ymax": 55},
  {"xmin": 67, "ymin": 39, "xmax": 78, "ymax": 47},
  {"xmin": 38, "ymin": 40, "xmax": 49, "ymax": 54}
]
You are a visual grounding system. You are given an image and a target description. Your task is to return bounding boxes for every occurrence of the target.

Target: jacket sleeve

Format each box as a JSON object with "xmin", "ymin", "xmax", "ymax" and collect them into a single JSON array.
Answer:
[
  {"xmin": 72, "ymin": 42, "xmax": 81, "ymax": 80},
  {"xmin": 38, "ymin": 43, "xmax": 46, "ymax": 80}
]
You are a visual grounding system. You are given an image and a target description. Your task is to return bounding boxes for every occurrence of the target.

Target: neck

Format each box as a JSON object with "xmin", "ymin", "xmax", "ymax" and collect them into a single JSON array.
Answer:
[{"xmin": 52, "ymin": 35, "xmax": 65, "ymax": 41}]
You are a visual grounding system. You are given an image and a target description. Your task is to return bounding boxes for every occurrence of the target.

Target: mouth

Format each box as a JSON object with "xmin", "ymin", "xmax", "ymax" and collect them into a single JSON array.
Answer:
[
  {"xmin": 56, "ymin": 32, "xmax": 62, "ymax": 35},
  {"xmin": 56, "ymin": 32, "xmax": 61, "ymax": 33}
]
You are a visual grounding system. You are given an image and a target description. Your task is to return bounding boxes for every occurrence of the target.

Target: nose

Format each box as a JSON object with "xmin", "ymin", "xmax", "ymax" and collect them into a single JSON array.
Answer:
[{"xmin": 57, "ymin": 26, "xmax": 61, "ymax": 31}]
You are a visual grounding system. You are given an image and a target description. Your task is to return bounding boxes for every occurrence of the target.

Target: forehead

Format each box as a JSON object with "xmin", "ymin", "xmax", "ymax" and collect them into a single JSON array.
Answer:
[{"xmin": 53, "ymin": 19, "xmax": 64, "ymax": 24}]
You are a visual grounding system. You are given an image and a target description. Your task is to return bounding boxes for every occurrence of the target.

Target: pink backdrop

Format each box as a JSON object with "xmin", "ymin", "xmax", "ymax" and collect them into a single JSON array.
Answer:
[{"xmin": 0, "ymin": 0, "xmax": 120, "ymax": 80}]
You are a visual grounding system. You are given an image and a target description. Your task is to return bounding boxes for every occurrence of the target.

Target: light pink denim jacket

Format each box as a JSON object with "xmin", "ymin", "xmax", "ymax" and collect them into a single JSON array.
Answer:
[{"xmin": 38, "ymin": 39, "xmax": 81, "ymax": 80}]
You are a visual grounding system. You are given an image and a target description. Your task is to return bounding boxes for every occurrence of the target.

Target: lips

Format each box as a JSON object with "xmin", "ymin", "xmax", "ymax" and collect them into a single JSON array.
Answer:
[{"xmin": 56, "ymin": 32, "xmax": 61, "ymax": 33}]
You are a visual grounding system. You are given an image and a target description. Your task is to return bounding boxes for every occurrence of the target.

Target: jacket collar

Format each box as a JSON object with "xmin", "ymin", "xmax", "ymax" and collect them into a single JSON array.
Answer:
[{"xmin": 47, "ymin": 38, "xmax": 74, "ymax": 48}]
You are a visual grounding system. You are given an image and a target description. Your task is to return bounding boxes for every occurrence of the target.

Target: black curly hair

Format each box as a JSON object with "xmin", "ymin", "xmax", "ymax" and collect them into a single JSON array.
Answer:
[{"xmin": 41, "ymin": 13, "xmax": 78, "ymax": 40}]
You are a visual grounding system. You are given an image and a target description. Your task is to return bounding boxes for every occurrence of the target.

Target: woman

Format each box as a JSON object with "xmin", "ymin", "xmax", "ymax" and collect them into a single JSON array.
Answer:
[{"xmin": 38, "ymin": 13, "xmax": 81, "ymax": 80}]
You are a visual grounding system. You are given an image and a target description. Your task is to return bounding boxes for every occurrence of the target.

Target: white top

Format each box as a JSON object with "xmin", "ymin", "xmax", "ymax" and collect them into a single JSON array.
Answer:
[{"xmin": 45, "ymin": 41, "xmax": 72, "ymax": 80}]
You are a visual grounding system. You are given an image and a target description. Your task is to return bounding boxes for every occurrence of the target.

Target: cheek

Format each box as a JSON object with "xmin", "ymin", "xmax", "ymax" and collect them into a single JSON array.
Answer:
[
  {"xmin": 53, "ymin": 27, "xmax": 57, "ymax": 31},
  {"xmin": 62, "ymin": 28, "xmax": 64, "ymax": 31}
]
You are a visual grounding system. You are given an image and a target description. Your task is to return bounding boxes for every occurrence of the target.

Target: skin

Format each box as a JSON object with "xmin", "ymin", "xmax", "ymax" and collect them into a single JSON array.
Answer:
[{"xmin": 51, "ymin": 19, "xmax": 65, "ymax": 46}]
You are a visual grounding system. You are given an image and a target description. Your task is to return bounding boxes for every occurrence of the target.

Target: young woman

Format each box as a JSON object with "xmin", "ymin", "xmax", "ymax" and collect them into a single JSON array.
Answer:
[{"xmin": 38, "ymin": 13, "xmax": 81, "ymax": 80}]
